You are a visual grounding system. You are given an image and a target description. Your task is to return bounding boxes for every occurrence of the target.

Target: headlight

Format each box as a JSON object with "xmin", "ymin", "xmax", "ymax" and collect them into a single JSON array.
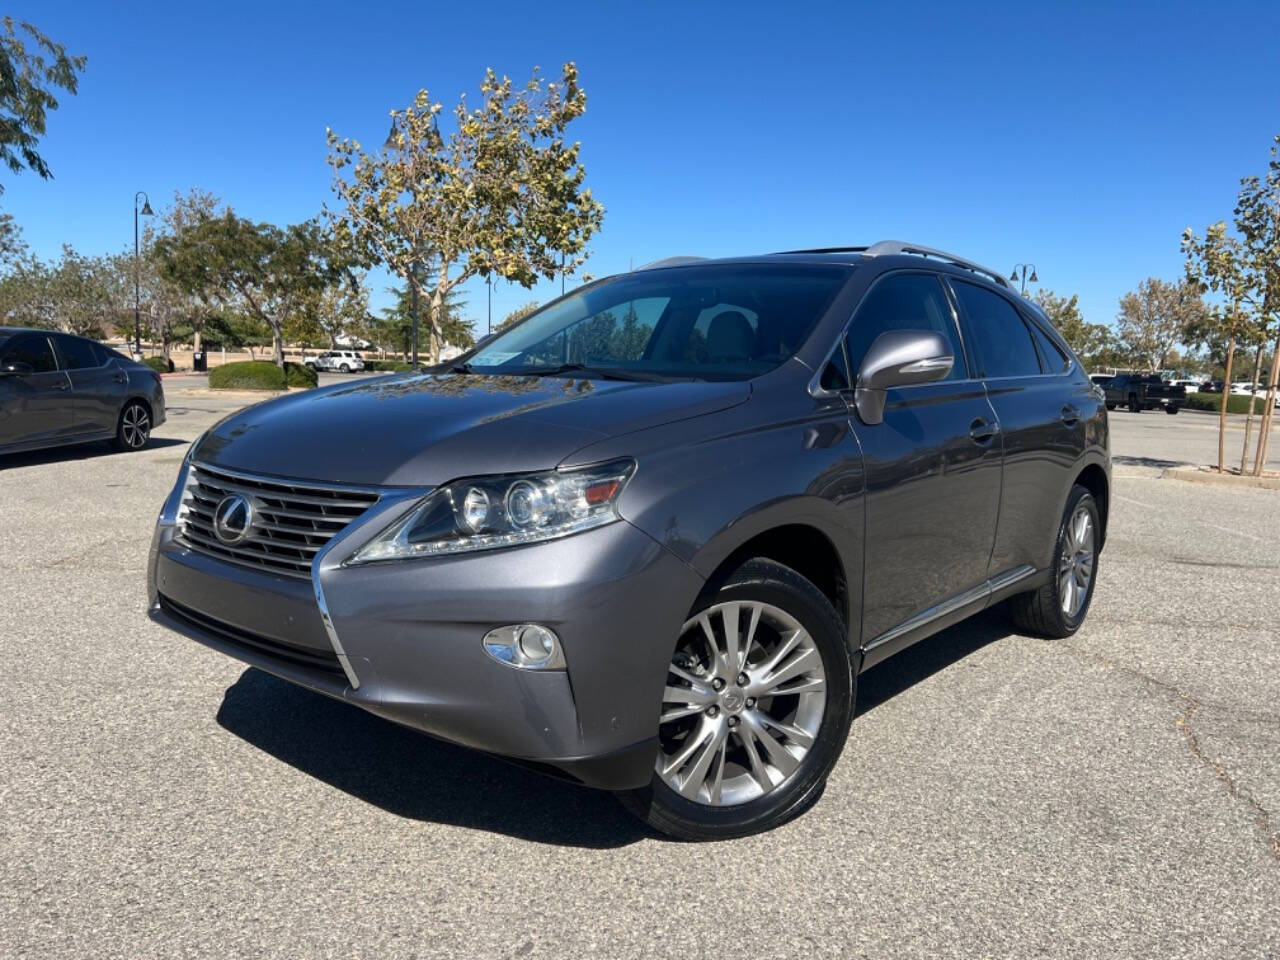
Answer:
[{"xmin": 348, "ymin": 459, "xmax": 635, "ymax": 563}]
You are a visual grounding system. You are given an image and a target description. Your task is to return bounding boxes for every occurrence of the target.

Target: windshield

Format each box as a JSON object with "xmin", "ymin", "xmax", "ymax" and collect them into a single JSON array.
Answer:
[{"xmin": 465, "ymin": 263, "xmax": 849, "ymax": 381}]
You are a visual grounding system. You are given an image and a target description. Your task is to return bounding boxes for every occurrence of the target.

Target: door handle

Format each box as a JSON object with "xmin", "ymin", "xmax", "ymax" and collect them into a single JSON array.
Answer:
[
  {"xmin": 969, "ymin": 417, "xmax": 999, "ymax": 444},
  {"xmin": 51, "ymin": 381, "xmax": 70, "ymax": 391},
  {"xmin": 1060, "ymin": 405, "xmax": 1081, "ymax": 425},
  {"xmin": 114, "ymin": 373, "xmax": 128, "ymax": 383}
]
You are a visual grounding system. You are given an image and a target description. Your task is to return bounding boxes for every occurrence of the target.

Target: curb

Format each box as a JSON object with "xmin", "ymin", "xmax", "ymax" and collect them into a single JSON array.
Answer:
[{"xmin": 1163, "ymin": 467, "xmax": 1280, "ymax": 491}]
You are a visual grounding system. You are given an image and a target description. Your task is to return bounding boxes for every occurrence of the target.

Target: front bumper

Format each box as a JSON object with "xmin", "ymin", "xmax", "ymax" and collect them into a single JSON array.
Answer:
[{"xmin": 148, "ymin": 505, "xmax": 703, "ymax": 790}]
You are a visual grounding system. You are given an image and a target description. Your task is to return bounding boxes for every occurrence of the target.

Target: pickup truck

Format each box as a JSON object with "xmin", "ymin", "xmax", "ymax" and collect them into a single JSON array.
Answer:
[{"xmin": 1104, "ymin": 374, "xmax": 1185, "ymax": 414}]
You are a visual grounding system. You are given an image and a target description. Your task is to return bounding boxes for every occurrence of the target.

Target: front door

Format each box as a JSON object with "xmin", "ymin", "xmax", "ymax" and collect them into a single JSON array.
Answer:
[
  {"xmin": 842, "ymin": 272, "xmax": 1002, "ymax": 649},
  {"xmin": 0, "ymin": 334, "xmax": 72, "ymax": 449}
]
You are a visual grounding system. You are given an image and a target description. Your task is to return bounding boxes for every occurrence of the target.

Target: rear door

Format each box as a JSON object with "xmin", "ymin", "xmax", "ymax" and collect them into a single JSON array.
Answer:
[
  {"xmin": 948, "ymin": 279, "xmax": 1087, "ymax": 577},
  {"xmin": 842, "ymin": 271, "xmax": 1003, "ymax": 646},
  {"xmin": 0, "ymin": 333, "xmax": 72, "ymax": 448},
  {"xmin": 54, "ymin": 334, "xmax": 129, "ymax": 435}
]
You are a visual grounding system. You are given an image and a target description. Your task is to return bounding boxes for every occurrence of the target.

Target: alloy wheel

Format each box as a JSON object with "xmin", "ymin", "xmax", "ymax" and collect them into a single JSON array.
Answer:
[
  {"xmin": 122, "ymin": 404, "xmax": 150, "ymax": 449},
  {"xmin": 657, "ymin": 601, "xmax": 827, "ymax": 806},
  {"xmin": 1059, "ymin": 504, "xmax": 1094, "ymax": 618}
]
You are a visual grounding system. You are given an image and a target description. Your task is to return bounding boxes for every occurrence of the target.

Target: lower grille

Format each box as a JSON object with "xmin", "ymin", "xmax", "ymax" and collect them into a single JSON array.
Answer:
[
  {"xmin": 159, "ymin": 594, "xmax": 345, "ymax": 676},
  {"xmin": 177, "ymin": 462, "xmax": 380, "ymax": 578}
]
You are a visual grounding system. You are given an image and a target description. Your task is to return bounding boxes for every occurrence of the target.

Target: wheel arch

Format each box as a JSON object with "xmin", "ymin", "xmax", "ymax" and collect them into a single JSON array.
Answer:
[{"xmin": 1073, "ymin": 462, "xmax": 1109, "ymax": 551}]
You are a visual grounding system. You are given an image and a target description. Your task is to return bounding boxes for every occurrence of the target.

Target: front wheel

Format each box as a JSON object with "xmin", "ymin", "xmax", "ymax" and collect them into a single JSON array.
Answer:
[
  {"xmin": 112, "ymin": 400, "xmax": 151, "ymax": 452},
  {"xmin": 1008, "ymin": 484, "xmax": 1100, "ymax": 638},
  {"xmin": 618, "ymin": 558, "xmax": 854, "ymax": 840},
  {"xmin": 1165, "ymin": 405, "xmax": 1179, "ymax": 415}
]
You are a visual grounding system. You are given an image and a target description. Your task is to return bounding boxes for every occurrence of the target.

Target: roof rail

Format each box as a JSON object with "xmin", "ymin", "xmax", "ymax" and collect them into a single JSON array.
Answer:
[
  {"xmin": 635, "ymin": 255, "xmax": 707, "ymax": 271},
  {"xmin": 861, "ymin": 240, "xmax": 1011, "ymax": 289}
]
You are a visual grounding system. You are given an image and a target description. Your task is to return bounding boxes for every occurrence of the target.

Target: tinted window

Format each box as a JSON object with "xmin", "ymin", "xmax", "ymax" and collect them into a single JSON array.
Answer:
[
  {"xmin": 845, "ymin": 273, "xmax": 966, "ymax": 381},
  {"xmin": 93, "ymin": 343, "xmax": 119, "ymax": 366},
  {"xmin": 1027, "ymin": 320, "xmax": 1070, "ymax": 373},
  {"xmin": 56, "ymin": 334, "xmax": 102, "ymax": 370},
  {"xmin": 952, "ymin": 281, "xmax": 1041, "ymax": 378},
  {"xmin": 468, "ymin": 265, "xmax": 848, "ymax": 381},
  {"xmin": 2, "ymin": 334, "xmax": 58, "ymax": 372}
]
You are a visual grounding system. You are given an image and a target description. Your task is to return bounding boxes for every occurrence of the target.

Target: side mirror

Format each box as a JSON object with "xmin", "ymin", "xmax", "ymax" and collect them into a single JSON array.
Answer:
[
  {"xmin": 0, "ymin": 360, "xmax": 34, "ymax": 377},
  {"xmin": 854, "ymin": 329, "xmax": 954, "ymax": 425}
]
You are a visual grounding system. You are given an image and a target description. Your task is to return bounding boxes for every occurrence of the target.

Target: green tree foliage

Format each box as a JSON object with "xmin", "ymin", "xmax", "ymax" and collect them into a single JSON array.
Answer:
[
  {"xmin": 1232, "ymin": 134, "xmax": 1280, "ymax": 474},
  {"xmin": 292, "ymin": 272, "xmax": 372, "ymax": 349},
  {"xmin": 496, "ymin": 300, "xmax": 540, "ymax": 332},
  {"xmin": 326, "ymin": 62, "xmax": 604, "ymax": 363},
  {"xmin": 156, "ymin": 213, "xmax": 337, "ymax": 367},
  {"xmin": 1115, "ymin": 277, "xmax": 1207, "ymax": 372},
  {"xmin": 0, "ymin": 18, "xmax": 86, "ymax": 191},
  {"xmin": 1031, "ymin": 289, "xmax": 1120, "ymax": 368},
  {"xmin": 375, "ymin": 272, "xmax": 472, "ymax": 358}
]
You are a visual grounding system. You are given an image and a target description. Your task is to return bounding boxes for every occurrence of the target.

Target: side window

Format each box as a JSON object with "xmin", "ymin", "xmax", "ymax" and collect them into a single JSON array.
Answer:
[
  {"xmin": 56, "ymin": 335, "xmax": 102, "ymax": 370},
  {"xmin": 844, "ymin": 273, "xmax": 966, "ymax": 381},
  {"xmin": 951, "ymin": 281, "xmax": 1041, "ymax": 378},
  {"xmin": 1026, "ymin": 319, "xmax": 1070, "ymax": 374},
  {"xmin": 93, "ymin": 343, "xmax": 120, "ymax": 366},
  {"xmin": 2, "ymin": 335, "xmax": 58, "ymax": 372}
]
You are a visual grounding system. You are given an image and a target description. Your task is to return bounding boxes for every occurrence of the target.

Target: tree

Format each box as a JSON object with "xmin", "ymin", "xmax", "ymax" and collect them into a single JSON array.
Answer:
[
  {"xmin": 0, "ymin": 18, "xmax": 86, "ymax": 192},
  {"xmin": 326, "ymin": 62, "xmax": 604, "ymax": 363},
  {"xmin": 377, "ymin": 272, "xmax": 472, "ymax": 358},
  {"xmin": 496, "ymin": 300, "xmax": 540, "ymax": 332},
  {"xmin": 293, "ymin": 273, "xmax": 372, "ymax": 350},
  {"xmin": 1032, "ymin": 290, "xmax": 1119, "ymax": 368},
  {"xmin": 1233, "ymin": 134, "xmax": 1280, "ymax": 476},
  {"xmin": 1115, "ymin": 278, "xmax": 1206, "ymax": 372},
  {"xmin": 1183, "ymin": 223, "xmax": 1258, "ymax": 473},
  {"xmin": 144, "ymin": 188, "xmax": 225, "ymax": 357},
  {"xmin": 157, "ymin": 213, "xmax": 335, "ymax": 367},
  {"xmin": 0, "ymin": 210, "xmax": 25, "ymax": 267},
  {"xmin": 46, "ymin": 245, "xmax": 115, "ymax": 337}
]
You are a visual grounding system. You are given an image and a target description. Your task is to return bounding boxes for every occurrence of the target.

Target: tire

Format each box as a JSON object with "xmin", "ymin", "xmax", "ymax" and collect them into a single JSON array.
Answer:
[
  {"xmin": 1105, "ymin": 403, "xmax": 1116, "ymax": 411},
  {"xmin": 340, "ymin": 363, "xmax": 351, "ymax": 373},
  {"xmin": 1008, "ymin": 484, "xmax": 1100, "ymax": 639},
  {"xmin": 1165, "ymin": 406, "xmax": 1179, "ymax": 415},
  {"xmin": 618, "ymin": 558, "xmax": 854, "ymax": 841},
  {"xmin": 1129, "ymin": 395, "xmax": 1142, "ymax": 413},
  {"xmin": 112, "ymin": 400, "xmax": 151, "ymax": 452}
]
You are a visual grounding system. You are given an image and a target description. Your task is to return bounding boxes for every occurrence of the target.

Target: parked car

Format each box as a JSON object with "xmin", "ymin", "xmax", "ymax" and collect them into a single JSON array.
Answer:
[
  {"xmin": 1089, "ymin": 373, "xmax": 1114, "ymax": 390},
  {"xmin": 149, "ymin": 241, "xmax": 1110, "ymax": 839},
  {"xmin": 1, "ymin": 327, "xmax": 166, "ymax": 455},
  {"xmin": 1103, "ymin": 373, "xmax": 1185, "ymax": 413},
  {"xmin": 1167, "ymin": 378, "xmax": 1200, "ymax": 394},
  {"xmin": 304, "ymin": 350, "xmax": 365, "ymax": 373}
]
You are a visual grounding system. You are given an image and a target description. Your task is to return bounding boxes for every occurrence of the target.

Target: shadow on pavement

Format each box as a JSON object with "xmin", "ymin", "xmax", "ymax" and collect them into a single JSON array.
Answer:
[
  {"xmin": 216, "ymin": 667, "xmax": 650, "ymax": 849},
  {"xmin": 1111, "ymin": 454, "xmax": 1191, "ymax": 470},
  {"xmin": 855, "ymin": 606, "xmax": 1015, "ymax": 717},
  {"xmin": 0, "ymin": 435, "xmax": 187, "ymax": 468}
]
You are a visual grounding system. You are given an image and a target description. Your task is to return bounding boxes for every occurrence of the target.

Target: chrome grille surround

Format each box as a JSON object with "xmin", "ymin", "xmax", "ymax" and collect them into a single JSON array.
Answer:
[{"xmin": 177, "ymin": 462, "xmax": 381, "ymax": 578}]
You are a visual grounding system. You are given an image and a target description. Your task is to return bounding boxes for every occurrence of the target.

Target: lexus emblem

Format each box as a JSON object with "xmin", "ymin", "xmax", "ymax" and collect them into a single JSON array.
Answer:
[{"xmin": 213, "ymin": 494, "xmax": 255, "ymax": 545}]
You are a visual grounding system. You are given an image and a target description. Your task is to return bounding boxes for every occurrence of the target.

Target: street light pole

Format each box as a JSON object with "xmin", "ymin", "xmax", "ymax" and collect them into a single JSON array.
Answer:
[
  {"xmin": 133, "ymin": 191, "xmax": 154, "ymax": 354},
  {"xmin": 1009, "ymin": 263, "xmax": 1039, "ymax": 295}
]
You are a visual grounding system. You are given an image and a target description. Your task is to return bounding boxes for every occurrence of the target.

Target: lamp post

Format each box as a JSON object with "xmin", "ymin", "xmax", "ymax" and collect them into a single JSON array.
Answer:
[
  {"xmin": 1009, "ymin": 263, "xmax": 1038, "ymax": 295},
  {"xmin": 133, "ymin": 191, "xmax": 154, "ymax": 354}
]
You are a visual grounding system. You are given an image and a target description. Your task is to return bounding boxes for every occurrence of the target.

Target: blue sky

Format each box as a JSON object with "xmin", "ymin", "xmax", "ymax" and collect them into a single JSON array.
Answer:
[{"xmin": 6, "ymin": 0, "xmax": 1279, "ymax": 333}]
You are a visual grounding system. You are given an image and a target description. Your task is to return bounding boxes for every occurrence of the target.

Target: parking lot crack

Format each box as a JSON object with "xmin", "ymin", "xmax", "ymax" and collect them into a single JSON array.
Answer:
[
  {"xmin": 1178, "ymin": 701, "xmax": 1280, "ymax": 863},
  {"xmin": 1052, "ymin": 641, "xmax": 1280, "ymax": 863}
]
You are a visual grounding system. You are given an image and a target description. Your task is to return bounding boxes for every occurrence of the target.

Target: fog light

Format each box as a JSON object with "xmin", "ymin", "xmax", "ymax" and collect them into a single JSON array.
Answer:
[{"xmin": 482, "ymin": 623, "xmax": 565, "ymax": 670}]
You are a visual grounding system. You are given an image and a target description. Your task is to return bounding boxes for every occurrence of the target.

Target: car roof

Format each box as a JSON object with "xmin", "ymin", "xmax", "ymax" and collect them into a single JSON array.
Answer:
[{"xmin": 631, "ymin": 243, "xmax": 1014, "ymax": 293}]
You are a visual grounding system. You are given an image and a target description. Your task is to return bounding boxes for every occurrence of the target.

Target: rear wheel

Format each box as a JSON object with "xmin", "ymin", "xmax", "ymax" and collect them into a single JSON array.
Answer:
[
  {"xmin": 112, "ymin": 400, "xmax": 151, "ymax": 452},
  {"xmin": 618, "ymin": 558, "xmax": 854, "ymax": 840},
  {"xmin": 1105, "ymin": 402, "xmax": 1116, "ymax": 411},
  {"xmin": 1165, "ymin": 405, "xmax": 1179, "ymax": 415},
  {"xmin": 1008, "ymin": 484, "xmax": 1099, "ymax": 638},
  {"xmin": 340, "ymin": 363, "xmax": 351, "ymax": 372}
]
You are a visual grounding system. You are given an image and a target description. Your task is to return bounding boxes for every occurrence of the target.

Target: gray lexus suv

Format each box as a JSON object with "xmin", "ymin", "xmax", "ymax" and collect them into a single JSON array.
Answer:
[{"xmin": 149, "ymin": 242, "xmax": 1109, "ymax": 840}]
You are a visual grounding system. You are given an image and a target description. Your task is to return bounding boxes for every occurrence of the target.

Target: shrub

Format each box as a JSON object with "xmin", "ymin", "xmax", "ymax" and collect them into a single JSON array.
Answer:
[
  {"xmin": 143, "ymin": 356, "xmax": 171, "ymax": 374},
  {"xmin": 1185, "ymin": 392, "xmax": 1272, "ymax": 415},
  {"xmin": 208, "ymin": 360, "xmax": 318, "ymax": 391},
  {"xmin": 363, "ymin": 359, "xmax": 414, "ymax": 372}
]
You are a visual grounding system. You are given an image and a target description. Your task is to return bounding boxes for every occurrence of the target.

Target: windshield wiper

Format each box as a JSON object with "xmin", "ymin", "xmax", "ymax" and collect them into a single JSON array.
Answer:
[
  {"xmin": 447, "ymin": 361, "xmax": 474, "ymax": 374},
  {"xmin": 516, "ymin": 363, "xmax": 695, "ymax": 382}
]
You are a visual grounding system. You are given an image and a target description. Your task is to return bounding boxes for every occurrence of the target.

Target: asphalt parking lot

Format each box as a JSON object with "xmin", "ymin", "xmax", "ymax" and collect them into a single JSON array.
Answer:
[{"xmin": 2, "ymin": 383, "xmax": 1278, "ymax": 959}]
